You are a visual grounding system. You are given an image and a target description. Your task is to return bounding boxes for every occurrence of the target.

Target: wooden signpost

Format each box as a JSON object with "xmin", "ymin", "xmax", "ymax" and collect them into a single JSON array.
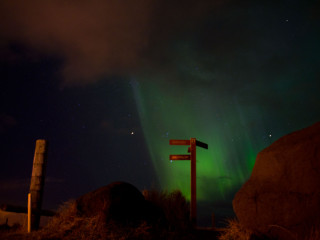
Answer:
[{"xmin": 169, "ymin": 138, "xmax": 208, "ymax": 226}]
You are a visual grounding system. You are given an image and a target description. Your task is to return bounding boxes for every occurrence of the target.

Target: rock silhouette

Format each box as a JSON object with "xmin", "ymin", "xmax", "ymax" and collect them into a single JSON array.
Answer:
[
  {"xmin": 75, "ymin": 181, "xmax": 167, "ymax": 227},
  {"xmin": 233, "ymin": 122, "xmax": 320, "ymax": 240},
  {"xmin": 76, "ymin": 181, "xmax": 146, "ymax": 225}
]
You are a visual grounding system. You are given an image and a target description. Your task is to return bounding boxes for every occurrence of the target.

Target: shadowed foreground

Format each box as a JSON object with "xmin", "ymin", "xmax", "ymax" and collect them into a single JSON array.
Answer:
[
  {"xmin": 1, "ymin": 199, "xmax": 319, "ymax": 240},
  {"xmin": 0, "ymin": 189, "xmax": 219, "ymax": 240}
]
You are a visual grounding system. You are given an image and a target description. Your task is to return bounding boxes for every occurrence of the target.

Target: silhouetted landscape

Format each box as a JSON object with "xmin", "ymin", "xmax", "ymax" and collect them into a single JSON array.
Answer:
[{"xmin": 1, "ymin": 122, "xmax": 320, "ymax": 240}]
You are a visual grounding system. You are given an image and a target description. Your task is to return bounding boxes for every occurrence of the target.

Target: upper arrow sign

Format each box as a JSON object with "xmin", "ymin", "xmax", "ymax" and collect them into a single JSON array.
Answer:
[{"xmin": 170, "ymin": 139, "xmax": 208, "ymax": 149}]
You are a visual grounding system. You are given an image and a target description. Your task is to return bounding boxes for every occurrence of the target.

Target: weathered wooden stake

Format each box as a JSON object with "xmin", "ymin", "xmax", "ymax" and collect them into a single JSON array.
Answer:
[{"xmin": 29, "ymin": 139, "xmax": 48, "ymax": 230}]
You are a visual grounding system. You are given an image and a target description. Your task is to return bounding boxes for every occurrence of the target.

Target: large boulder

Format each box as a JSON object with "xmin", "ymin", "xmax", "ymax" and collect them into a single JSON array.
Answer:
[
  {"xmin": 233, "ymin": 122, "xmax": 320, "ymax": 239},
  {"xmin": 76, "ymin": 182, "xmax": 146, "ymax": 225}
]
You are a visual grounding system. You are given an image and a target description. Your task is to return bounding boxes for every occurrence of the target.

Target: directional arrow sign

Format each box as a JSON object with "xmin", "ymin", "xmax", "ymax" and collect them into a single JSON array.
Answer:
[
  {"xmin": 196, "ymin": 140, "xmax": 208, "ymax": 149},
  {"xmin": 169, "ymin": 139, "xmax": 190, "ymax": 145},
  {"xmin": 170, "ymin": 154, "xmax": 191, "ymax": 160}
]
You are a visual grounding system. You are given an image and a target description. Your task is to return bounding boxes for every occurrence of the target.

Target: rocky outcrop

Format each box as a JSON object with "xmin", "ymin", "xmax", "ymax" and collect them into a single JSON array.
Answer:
[
  {"xmin": 76, "ymin": 181, "xmax": 167, "ymax": 227},
  {"xmin": 76, "ymin": 181, "xmax": 146, "ymax": 225},
  {"xmin": 233, "ymin": 122, "xmax": 320, "ymax": 239}
]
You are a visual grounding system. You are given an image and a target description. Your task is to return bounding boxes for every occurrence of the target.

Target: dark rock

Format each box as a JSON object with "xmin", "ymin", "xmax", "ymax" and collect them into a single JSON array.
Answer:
[
  {"xmin": 233, "ymin": 122, "xmax": 320, "ymax": 240},
  {"xmin": 76, "ymin": 181, "xmax": 146, "ymax": 225},
  {"xmin": 75, "ymin": 181, "xmax": 169, "ymax": 228}
]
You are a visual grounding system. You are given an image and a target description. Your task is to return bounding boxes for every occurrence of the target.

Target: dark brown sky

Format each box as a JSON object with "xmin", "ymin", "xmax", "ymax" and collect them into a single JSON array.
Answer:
[{"xmin": 0, "ymin": 0, "xmax": 224, "ymax": 85}]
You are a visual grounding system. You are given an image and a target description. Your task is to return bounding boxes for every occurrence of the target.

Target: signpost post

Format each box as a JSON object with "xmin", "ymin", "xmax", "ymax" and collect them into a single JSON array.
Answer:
[
  {"xmin": 190, "ymin": 138, "xmax": 196, "ymax": 226},
  {"xmin": 169, "ymin": 138, "xmax": 208, "ymax": 226}
]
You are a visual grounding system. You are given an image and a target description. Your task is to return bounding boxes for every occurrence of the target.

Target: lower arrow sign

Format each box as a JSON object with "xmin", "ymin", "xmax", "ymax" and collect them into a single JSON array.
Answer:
[{"xmin": 170, "ymin": 155, "xmax": 191, "ymax": 160}]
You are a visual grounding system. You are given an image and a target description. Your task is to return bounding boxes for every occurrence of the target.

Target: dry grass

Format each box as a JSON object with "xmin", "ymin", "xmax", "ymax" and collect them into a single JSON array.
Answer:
[
  {"xmin": 217, "ymin": 218, "xmax": 253, "ymax": 240},
  {"xmin": 2, "ymin": 198, "xmax": 320, "ymax": 240},
  {"xmin": 0, "ymin": 200, "xmax": 153, "ymax": 240},
  {"xmin": 0, "ymin": 189, "xmax": 194, "ymax": 240},
  {"xmin": 36, "ymin": 200, "xmax": 155, "ymax": 240},
  {"xmin": 218, "ymin": 218, "xmax": 320, "ymax": 240}
]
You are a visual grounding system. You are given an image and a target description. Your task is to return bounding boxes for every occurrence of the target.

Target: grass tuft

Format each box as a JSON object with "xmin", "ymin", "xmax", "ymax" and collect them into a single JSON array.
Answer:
[
  {"xmin": 218, "ymin": 218, "xmax": 253, "ymax": 240},
  {"xmin": 0, "ymin": 189, "xmax": 193, "ymax": 239}
]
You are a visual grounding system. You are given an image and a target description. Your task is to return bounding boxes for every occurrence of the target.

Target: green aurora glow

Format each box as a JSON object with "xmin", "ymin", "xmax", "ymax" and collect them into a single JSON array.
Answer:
[
  {"xmin": 130, "ymin": 30, "xmax": 319, "ymax": 203},
  {"xmin": 132, "ymin": 78, "xmax": 266, "ymax": 202}
]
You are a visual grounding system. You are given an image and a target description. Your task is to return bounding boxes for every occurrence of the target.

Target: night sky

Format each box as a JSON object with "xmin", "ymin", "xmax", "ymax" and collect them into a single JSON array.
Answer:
[{"xmin": 1, "ymin": 0, "xmax": 320, "ymax": 225}]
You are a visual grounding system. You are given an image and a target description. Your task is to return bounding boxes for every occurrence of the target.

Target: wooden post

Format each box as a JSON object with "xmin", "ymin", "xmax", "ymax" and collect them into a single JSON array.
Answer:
[
  {"xmin": 29, "ymin": 139, "xmax": 48, "ymax": 230},
  {"xmin": 190, "ymin": 138, "xmax": 197, "ymax": 226},
  {"xmin": 28, "ymin": 193, "xmax": 31, "ymax": 233}
]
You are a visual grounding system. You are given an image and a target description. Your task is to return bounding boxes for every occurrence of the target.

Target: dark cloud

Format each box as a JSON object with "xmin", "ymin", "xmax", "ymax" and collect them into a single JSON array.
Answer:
[
  {"xmin": 1, "ymin": 0, "xmax": 319, "ymax": 87},
  {"xmin": 0, "ymin": 0, "xmax": 154, "ymax": 85},
  {"xmin": 0, "ymin": 0, "xmax": 224, "ymax": 85}
]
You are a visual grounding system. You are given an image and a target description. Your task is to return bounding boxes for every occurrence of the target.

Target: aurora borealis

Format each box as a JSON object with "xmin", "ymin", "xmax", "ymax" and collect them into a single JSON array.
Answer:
[
  {"xmin": 130, "ymin": 18, "xmax": 320, "ymax": 202},
  {"xmin": 132, "ymin": 78, "xmax": 256, "ymax": 201},
  {"xmin": 1, "ymin": 0, "xmax": 320, "ymax": 225},
  {"xmin": 131, "ymin": 59, "xmax": 319, "ymax": 204}
]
